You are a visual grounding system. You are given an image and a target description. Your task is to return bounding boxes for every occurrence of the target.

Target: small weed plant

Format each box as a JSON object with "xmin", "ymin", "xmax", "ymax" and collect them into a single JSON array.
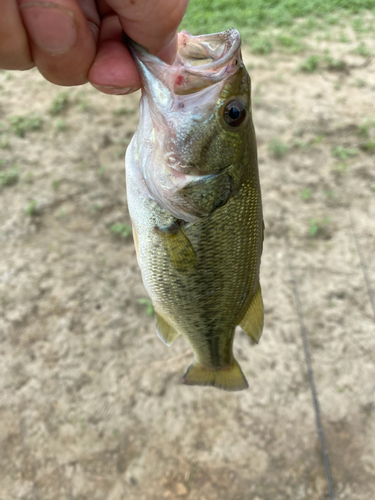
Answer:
[
  {"xmin": 0, "ymin": 168, "xmax": 18, "ymax": 187},
  {"xmin": 138, "ymin": 298, "xmax": 154, "ymax": 317},
  {"xmin": 50, "ymin": 91, "xmax": 70, "ymax": 115},
  {"xmin": 268, "ymin": 138, "xmax": 288, "ymax": 159},
  {"xmin": 301, "ymin": 188, "xmax": 312, "ymax": 201},
  {"xmin": 110, "ymin": 223, "xmax": 132, "ymax": 238},
  {"xmin": 309, "ymin": 217, "xmax": 331, "ymax": 238},
  {"xmin": 299, "ymin": 55, "xmax": 320, "ymax": 72},
  {"xmin": 8, "ymin": 114, "xmax": 43, "ymax": 137},
  {"xmin": 332, "ymin": 146, "xmax": 358, "ymax": 160},
  {"xmin": 25, "ymin": 200, "xmax": 39, "ymax": 216}
]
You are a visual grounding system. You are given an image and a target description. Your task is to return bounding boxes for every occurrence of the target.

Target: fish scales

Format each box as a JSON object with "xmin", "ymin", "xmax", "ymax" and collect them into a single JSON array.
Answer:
[{"xmin": 125, "ymin": 29, "xmax": 264, "ymax": 391}]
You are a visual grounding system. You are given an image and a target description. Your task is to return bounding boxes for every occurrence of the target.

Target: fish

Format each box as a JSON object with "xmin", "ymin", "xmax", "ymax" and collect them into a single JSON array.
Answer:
[{"xmin": 125, "ymin": 29, "xmax": 264, "ymax": 391}]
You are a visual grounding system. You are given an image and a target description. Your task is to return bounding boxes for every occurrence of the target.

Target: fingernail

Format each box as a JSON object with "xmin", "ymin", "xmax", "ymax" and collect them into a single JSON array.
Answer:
[
  {"xmin": 20, "ymin": 3, "xmax": 77, "ymax": 54},
  {"xmin": 91, "ymin": 85, "xmax": 135, "ymax": 95}
]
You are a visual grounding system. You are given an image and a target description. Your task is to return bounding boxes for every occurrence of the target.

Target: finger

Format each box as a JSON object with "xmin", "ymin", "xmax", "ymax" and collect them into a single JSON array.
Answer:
[
  {"xmin": 0, "ymin": 0, "xmax": 34, "ymax": 70},
  {"xmin": 89, "ymin": 14, "xmax": 141, "ymax": 95},
  {"xmin": 18, "ymin": 0, "xmax": 100, "ymax": 86},
  {"xmin": 104, "ymin": 0, "xmax": 189, "ymax": 62}
]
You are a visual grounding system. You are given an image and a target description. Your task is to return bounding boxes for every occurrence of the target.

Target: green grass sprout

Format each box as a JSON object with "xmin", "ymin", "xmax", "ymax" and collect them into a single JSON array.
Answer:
[
  {"xmin": 25, "ymin": 200, "xmax": 39, "ymax": 216},
  {"xmin": 110, "ymin": 223, "xmax": 132, "ymax": 239},
  {"xmin": 138, "ymin": 298, "xmax": 154, "ymax": 317},
  {"xmin": 8, "ymin": 114, "xmax": 43, "ymax": 137},
  {"xmin": 299, "ymin": 55, "xmax": 320, "ymax": 72},
  {"xmin": 268, "ymin": 138, "xmax": 288, "ymax": 159},
  {"xmin": 301, "ymin": 188, "xmax": 312, "ymax": 201},
  {"xmin": 0, "ymin": 168, "xmax": 18, "ymax": 187},
  {"xmin": 332, "ymin": 146, "xmax": 358, "ymax": 160},
  {"xmin": 309, "ymin": 217, "xmax": 331, "ymax": 238},
  {"xmin": 50, "ymin": 91, "xmax": 70, "ymax": 115}
]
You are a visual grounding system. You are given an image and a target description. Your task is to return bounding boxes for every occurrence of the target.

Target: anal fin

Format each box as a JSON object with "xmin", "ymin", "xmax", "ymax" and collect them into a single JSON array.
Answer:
[
  {"xmin": 239, "ymin": 283, "xmax": 264, "ymax": 344},
  {"xmin": 183, "ymin": 359, "xmax": 248, "ymax": 391},
  {"xmin": 155, "ymin": 311, "xmax": 180, "ymax": 346}
]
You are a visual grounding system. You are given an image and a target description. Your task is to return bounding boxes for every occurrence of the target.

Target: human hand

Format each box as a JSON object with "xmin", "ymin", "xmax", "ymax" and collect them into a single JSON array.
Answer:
[{"xmin": 0, "ymin": 0, "xmax": 189, "ymax": 94}]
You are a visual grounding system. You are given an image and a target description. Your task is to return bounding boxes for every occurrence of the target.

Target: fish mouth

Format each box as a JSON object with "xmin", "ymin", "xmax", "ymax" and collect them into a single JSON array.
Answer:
[
  {"xmin": 176, "ymin": 29, "xmax": 241, "ymax": 68},
  {"xmin": 172, "ymin": 29, "xmax": 241, "ymax": 94},
  {"xmin": 125, "ymin": 29, "xmax": 241, "ymax": 95}
]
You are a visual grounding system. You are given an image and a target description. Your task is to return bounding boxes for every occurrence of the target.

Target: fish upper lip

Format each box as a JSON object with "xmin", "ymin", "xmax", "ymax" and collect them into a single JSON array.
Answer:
[
  {"xmin": 125, "ymin": 29, "xmax": 241, "ymax": 95},
  {"xmin": 175, "ymin": 29, "xmax": 241, "ymax": 73},
  {"xmin": 125, "ymin": 28, "xmax": 241, "ymax": 72}
]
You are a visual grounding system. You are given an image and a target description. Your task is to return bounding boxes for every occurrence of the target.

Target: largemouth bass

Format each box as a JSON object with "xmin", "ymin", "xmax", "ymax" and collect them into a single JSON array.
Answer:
[{"xmin": 125, "ymin": 29, "xmax": 264, "ymax": 391}]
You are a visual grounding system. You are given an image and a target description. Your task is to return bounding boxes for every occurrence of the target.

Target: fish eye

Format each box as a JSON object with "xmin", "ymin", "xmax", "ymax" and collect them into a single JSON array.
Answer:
[{"xmin": 223, "ymin": 100, "xmax": 246, "ymax": 127}]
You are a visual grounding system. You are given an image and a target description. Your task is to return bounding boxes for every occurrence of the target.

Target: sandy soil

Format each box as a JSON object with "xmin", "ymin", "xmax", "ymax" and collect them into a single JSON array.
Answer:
[{"xmin": 0, "ymin": 21, "xmax": 374, "ymax": 500}]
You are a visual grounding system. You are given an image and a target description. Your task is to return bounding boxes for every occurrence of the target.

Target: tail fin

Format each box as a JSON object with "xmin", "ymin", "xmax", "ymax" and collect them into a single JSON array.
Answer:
[{"xmin": 183, "ymin": 359, "xmax": 248, "ymax": 391}]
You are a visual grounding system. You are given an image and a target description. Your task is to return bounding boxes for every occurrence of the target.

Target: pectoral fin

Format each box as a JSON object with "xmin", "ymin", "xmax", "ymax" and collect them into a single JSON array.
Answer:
[
  {"xmin": 239, "ymin": 283, "xmax": 264, "ymax": 344},
  {"xmin": 156, "ymin": 223, "xmax": 196, "ymax": 272},
  {"xmin": 155, "ymin": 311, "xmax": 180, "ymax": 346}
]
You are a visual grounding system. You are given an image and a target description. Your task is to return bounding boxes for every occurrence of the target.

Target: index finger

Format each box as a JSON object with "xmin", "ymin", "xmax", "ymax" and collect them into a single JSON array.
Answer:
[
  {"xmin": 89, "ymin": 0, "xmax": 189, "ymax": 94},
  {"xmin": 106, "ymin": 0, "xmax": 190, "ymax": 62}
]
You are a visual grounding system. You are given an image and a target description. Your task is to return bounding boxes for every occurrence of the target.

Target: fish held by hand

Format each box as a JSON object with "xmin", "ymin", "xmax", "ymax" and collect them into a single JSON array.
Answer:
[{"xmin": 125, "ymin": 29, "xmax": 264, "ymax": 391}]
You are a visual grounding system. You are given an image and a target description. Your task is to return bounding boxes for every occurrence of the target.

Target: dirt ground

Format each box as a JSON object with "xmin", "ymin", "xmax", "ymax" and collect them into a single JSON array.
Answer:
[{"xmin": 0, "ymin": 20, "xmax": 375, "ymax": 500}]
